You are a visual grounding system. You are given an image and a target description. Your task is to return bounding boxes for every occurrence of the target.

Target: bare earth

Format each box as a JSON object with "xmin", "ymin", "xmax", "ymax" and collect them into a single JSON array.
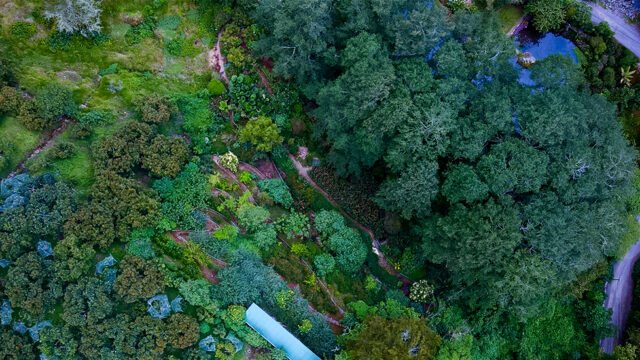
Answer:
[{"xmin": 583, "ymin": 1, "xmax": 640, "ymax": 58}]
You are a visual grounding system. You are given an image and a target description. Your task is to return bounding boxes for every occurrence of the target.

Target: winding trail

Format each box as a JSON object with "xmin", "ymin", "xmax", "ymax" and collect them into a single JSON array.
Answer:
[
  {"xmin": 601, "ymin": 231, "xmax": 640, "ymax": 353},
  {"xmin": 208, "ymin": 29, "xmax": 228, "ymax": 83},
  {"xmin": 582, "ymin": 1, "xmax": 640, "ymax": 58},
  {"xmin": 235, "ymin": 159, "xmax": 347, "ymax": 316},
  {"xmin": 288, "ymin": 154, "xmax": 413, "ymax": 291}
]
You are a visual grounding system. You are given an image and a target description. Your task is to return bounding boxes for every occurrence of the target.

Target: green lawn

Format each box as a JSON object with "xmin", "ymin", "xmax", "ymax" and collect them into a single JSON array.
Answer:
[
  {"xmin": 0, "ymin": 116, "xmax": 41, "ymax": 178},
  {"xmin": 497, "ymin": 5, "xmax": 524, "ymax": 34}
]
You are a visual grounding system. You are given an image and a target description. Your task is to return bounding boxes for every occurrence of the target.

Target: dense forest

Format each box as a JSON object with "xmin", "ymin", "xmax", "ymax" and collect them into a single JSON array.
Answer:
[{"xmin": 1, "ymin": 0, "xmax": 640, "ymax": 359}]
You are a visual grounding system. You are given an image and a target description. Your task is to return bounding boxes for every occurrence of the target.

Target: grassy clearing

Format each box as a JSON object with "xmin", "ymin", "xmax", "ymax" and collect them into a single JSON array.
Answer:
[
  {"xmin": 0, "ymin": 116, "xmax": 40, "ymax": 178},
  {"xmin": 497, "ymin": 5, "xmax": 524, "ymax": 33}
]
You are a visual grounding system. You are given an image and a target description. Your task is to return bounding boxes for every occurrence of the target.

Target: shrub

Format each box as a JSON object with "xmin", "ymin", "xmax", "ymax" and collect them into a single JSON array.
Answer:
[
  {"xmin": 68, "ymin": 123, "xmax": 92, "ymax": 139},
  {"xmin": 35, "ymin": 83, "xmax": 76, "ymax": 123},
  {"xmin": 47, "ymin": 142, "xmax": 76, "ymax": 160},
  {"xmin": 10, "ymin": 21, "xmax": 37, "ymax": 40},
  {"xmin": 313, "ymin": 253, "xmax": 335, "ymax": 277},
  {"xmin": 0, "ymin": 86, "xmax": 22, "ymax": 114},
  {"xmin": 45, "ymin": 0, "xmax": 102, "ymax": 37},
  {"xmin": 219, "ymin": 152, "xmax": 238, "ymax": 173},
  {"xmin": 208, "ymin": 79, "xmax": 226, "ymax": 96},
  {"xmin": 291, "ymin": 243, "xmax": 310, "ymax": 257},
  {"xmin": 78, "ymin": 109, "xmax": 114, "ymax": 126},
  {"xmin": 139, "ymin": 95, "xmax": 173, "ymax": 124},
  {"xmin": 214, "ymin": 224, "xmax": 239, "ymax": 241},
  {"xmin": 98, "ymin": 63, "xmax": 118, "ymax": 76},
  {"xmin": 0, "ymin": 138, "xmax": 15, "ymax": 171},
  {"xmin": 258, "ymin": 179, "xmax": 293, "ymax": 208},
  {"xmin": 409, "ymin": 279, "xmax": 435, "ymax": 304},
  {"xmin": 239, "ymin": 116, "xmax": 283, "ymax": 152}
]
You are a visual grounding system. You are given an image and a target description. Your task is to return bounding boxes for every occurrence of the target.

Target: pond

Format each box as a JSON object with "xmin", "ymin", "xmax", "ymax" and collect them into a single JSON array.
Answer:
[{"xmin": 513, "ymin": 32, "xmax": 578, "ymax": 86}]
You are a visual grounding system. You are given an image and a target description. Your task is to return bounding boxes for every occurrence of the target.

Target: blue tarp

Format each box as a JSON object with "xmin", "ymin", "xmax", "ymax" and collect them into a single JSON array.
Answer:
[
  {"xmin": 245, "ymin": 303, "xmax": 320, "ymax": 360},
  {"xmin": 36, "ymin": 241, "xmax": 53, "ymax": 258},
  {"xmin": 96, "ymin": 255, "xmax": 116, "ymax": 275},
  {"xmin": 1, "ymin": 299, "xmax": 12, "ymax": 325},
  {"xmin": 13, "ymin": 322, "xmax": 27, "ymax": 334},
  {"xmin": 147, "ymin": 295, "xmax": 171, "ymax": 319},
  {"xmin": 29, "ymin": 321, "xmax": 52, "ymax": 342},
  {"xmin": 0, "ymin": 259, "xmax": 10, "ymax": 268},
  {"xmin": 199, "ymin": 335, "xmax": 217, "ymax": 352},
  {"xmin": 170, "ymin": 296, "xmax": 183, "ymax": 313}
]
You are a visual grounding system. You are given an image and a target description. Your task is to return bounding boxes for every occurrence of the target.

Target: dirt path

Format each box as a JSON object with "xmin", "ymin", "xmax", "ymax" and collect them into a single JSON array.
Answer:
[
  {"xmin": 507, "ymin": 15, "xmax": 529, "ymax": 37},
  {"xmin": 236, "ymin": 159, "xmax": 347, "ymax": 315},
  {"xmin": 8, "ymin": 117, "xmax": 71, "ymax": 178},
  {"xmin": 208, "ymin": 29, "xmax": 228, "ymax": 83},
  {"xmin": 601, "ymin": 229, "xmax": 640, "ymax": 353},
  {"xmin": 288, "ymin": 154, "xmax": 413, "ymax": 291},
  {"xmin": 582, "ymin": 1, "xmax": 640, "ymax": 59}
]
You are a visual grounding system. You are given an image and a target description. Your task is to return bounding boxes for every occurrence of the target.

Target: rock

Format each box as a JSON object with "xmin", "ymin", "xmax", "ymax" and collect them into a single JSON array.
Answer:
[
  {"xmin": 121, "ymin": 12, "xmax": 143, "ymax": 26},
  {"xmin": 56, "ymin": 71, "xmax": 81, "ymax": 83},
  {"xmin": 517, "ymin": 51, "xmax": 536, "ymax": 68}
]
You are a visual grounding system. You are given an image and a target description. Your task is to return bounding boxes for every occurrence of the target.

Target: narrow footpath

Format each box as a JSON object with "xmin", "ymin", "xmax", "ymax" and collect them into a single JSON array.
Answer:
[{"xmin": 288, "ymin": 154, "xmax": 413, "ymax": 291}]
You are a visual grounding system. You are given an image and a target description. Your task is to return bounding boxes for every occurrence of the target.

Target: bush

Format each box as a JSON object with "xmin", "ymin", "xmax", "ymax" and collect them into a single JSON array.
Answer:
[
  {"xmin": 78, "ymin": 109, "xmax": 114, "ymax": 126},
  {"xmin": 35, "ymin": 83, "xmax": 76, "ymax": 123},
  {"xmin": 68, "ymin": 122, "xmax": 92, "ymax": 139},
  {"xmin": 10, "ymin": 21, "xmax": 37, "ymax": 40},
  {"xmin": 47, "ymin": 142, "xmax": 76, "ymax": 160},
  {"xmin": 0, "ymin": 86, "xmax": 22, "ymax": 114},
  {"xmin": 139, "ymin": 95, "xmax": 173, "ymax": 124},
  {"xmin": 208, "ymin": 79, "xmax": 226, "ymax": 96},
  {"xmin": 44, "ymin": 0, "xmax": 102, "ymax": 37},
  {"xmin": 258, "ymin": 179, "xmax": 293, "ymax": 208},
  {"xmin": 98, "ymin": 63, "xmax": 118, "ymax": 76},
  {"xmin": 313, "ymin": 253, "xmax": 335, "ymax": 277}
]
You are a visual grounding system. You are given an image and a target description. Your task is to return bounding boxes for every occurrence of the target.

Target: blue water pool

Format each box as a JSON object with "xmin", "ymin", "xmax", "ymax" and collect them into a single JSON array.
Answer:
[{"xmin": 515, "ymin": 33, "xmax": 578, "ymax": 86}]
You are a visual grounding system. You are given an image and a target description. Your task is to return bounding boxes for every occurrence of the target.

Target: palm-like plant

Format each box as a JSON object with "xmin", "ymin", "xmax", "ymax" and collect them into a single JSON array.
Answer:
[{"xmin": 620, "ymin": 66, "xmax": 637, "ymax": 87}]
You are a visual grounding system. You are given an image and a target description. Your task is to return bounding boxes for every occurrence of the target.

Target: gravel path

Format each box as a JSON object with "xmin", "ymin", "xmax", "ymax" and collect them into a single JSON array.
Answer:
[
  {"xmin": 583, "ymin": 1, "xmax": 640, "ymax": 58},
  {"xmin": 600, "ymin": 223, "xmax": 640, "ymax": 353}
]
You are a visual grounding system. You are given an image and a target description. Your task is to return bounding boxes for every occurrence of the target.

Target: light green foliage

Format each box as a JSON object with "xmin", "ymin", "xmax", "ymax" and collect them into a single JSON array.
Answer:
[
  {"xmin": 179, "ymin": 279, "xmax": 216, "ymax": 308},
  {"xmin": 127, "ymin": 237, "xmax": 155, "ymax": 259},
  {"xmin": 258, "ymin": 178, "xmax": 294, "ymax": 208},
  {"xmin": 220, "ymin": 152, "xmax": 239, "ymax": 173},
  {"xmin": 291, "ymin": 243, "xmax": 310, "ymax": 257},
  {"xmin": 275, "ymin": 211, "xmax": 310, "ymax": 240},
  {"xmin": 409, "ymin": 280, "xmax": 434, "ymax": 304},
  {"xmin": 239, "ymin": 116, "xmax": 283, "ymax": 152},
  {"xmin": 208, "ymin": 79, "xmax": 226, "ymax": 96},
  {"xmin": 275, "ymin": 289, "xmax": 295, "ymax": 309},
  {"xmin": 214, "ymin": 224, "xmax": 239, "ymax": 241},
  {"xmin": 10, "ymin": 21, "xmax": 37, "ymax": 40},
  {"xmin": 298, "ymin": 319, "xmax": 313, "ymax": 334},
  {"xmin": 526, "ymin": 0, "xmax": 568, "ymax": 33},
  {"xmin": 364, "ymin": 275, "xmax": 379, "ymax": 292},
  {"xmin": 519, "ymin": 301, "xmax": 585, "ymax": 359},
  {"xmin": 237, "ymin": 205, "xmax": 270, "ymax": 233}
]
